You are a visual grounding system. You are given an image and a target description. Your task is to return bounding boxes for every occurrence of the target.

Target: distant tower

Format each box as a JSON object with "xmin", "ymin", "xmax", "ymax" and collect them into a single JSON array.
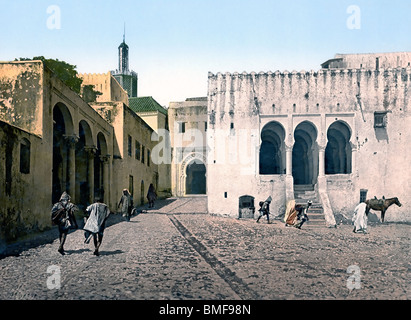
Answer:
[
  {"xmin": 118, "ymin": 27, "xmax": 129, "ymax": 73},
  {"xmin": 112, "ymin": 24, "xmax": 138, "ymax": 98}
]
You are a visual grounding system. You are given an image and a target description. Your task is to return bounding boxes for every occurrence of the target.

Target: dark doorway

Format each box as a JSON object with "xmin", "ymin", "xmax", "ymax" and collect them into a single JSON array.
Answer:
[
  {"xmin": 186, "ymin": 160, "xmax": 206, "ymax": 195},
  {"xmin": 292, "ymin": 121, "xmax": 318, "ymax": 185},
  {"xmin": 325, "ymin": 121, "xmax": 352, "ymax": 174}
]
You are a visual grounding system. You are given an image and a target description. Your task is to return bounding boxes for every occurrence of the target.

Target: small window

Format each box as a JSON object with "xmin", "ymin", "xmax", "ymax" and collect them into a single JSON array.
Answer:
[
  {"xmin": 374, "ymin": 112, "xmax": 387, "ymax": 128},
  {"xmin": 147, "ymin": 149, "xmax": 150, "ymax": 167},
  {"xmin": 128, "ymin": 135, "xmax": 132, "ymax": 157},
  {"xmin": 20, "ymin": 138, "xmax": 30, "ymax": 174},
  {"xmin": 204, "ymin": 121, "xmax": 207, "ymax": 132},
  {"xmin": 179, "ymin": 122, "xmax": 186, "ymax": 133}
]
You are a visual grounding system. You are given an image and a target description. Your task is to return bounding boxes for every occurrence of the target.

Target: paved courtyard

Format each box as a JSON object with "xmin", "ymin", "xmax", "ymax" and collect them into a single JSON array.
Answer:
[{"xmin": 0, "ymin": 197, "xmax": 409, "ymax": 301}]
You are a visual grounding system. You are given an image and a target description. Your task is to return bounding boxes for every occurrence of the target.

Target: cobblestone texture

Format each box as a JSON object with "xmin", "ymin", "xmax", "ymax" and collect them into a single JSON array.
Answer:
[{"xmin": 0, "ymin": 197, "xmax": 409, "ymax": 300}]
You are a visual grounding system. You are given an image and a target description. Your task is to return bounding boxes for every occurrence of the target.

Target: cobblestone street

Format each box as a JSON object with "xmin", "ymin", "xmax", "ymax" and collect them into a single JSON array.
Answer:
[{"xmin": 0, "ymin": 197, "xmax": 409, "ymax": 301}]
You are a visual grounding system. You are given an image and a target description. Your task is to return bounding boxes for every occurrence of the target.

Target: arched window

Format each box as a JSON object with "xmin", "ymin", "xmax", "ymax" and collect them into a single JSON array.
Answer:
[{"xmin": 325, "ymin": 121, "xmax": 352, "ymax": 174}]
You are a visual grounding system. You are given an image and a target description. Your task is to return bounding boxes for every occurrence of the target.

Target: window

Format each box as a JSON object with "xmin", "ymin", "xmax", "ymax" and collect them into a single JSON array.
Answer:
[
  {"xmin": 374, "ymin": 112, "xmax": 387, "ymax": 128},
  {"xmin": 204, "ymin": 121, "xmax": 207, "ymax": 132},
  {"xmin": 141, "ymin": 145, "xmax": 145, "ymax": 164},
  {"xmin": 128, "ymin": 135, "xmax": 132, "ymax": 157},
  {"xmin": 179, "ymin": 122, "xmax": 186, "ymax": 133},
  {"xmin": 129, "ymin": 175, "xmax": 134, "ymax": 198},
  {"xmin": 135, "ymin": 141, "xmax": 141, "ymax": 160},
  {"xmin": 147, "ymin": 149, "xmax": 150, "ymax": 167},
  {"xmin": 20, "ymin": 138, "xmax": 30, "ymax": 174}
]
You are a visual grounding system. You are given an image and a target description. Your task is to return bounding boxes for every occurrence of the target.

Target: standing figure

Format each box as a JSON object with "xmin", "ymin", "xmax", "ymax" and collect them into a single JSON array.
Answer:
[
  {"xmin": 84, "ymin": 197, "xmax": 111, "ymax": 256},
  {"xmin": 147, "ymin": 183, "xmax": 157, "ymax": 208},
  {"xmin": 51, "ymin": 192, "xmax": 78, "ymax": 255},
  {"xmin": 256, "ymin": 196, "xmax": 272, "ymax": 223},
  {"xmin": 118, "ymin": 189, "xmax": 133, "ymax": 221},
  {"xmin": 352, "ymin": 202, "xmax": 368, "ymax": 234}
]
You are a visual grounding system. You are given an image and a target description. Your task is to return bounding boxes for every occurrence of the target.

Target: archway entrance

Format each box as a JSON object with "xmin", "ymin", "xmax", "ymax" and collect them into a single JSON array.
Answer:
[
  {"xmin": 292, "ymin": 121, "xmax": 318, "ymax": 185},
  {"xmin": 325, "ymin": 121, "xmax": 352, "ymax": 174},
  {"xmin": 185, "ymin": 160, "xmax": 206, "ymax": 195},
  {"xmin": 52, "ymin": 103, "xmax": 74, "ymax": 204},
  {"xmin": 259, "ymin": 121, "xmax": 286, "ymax": 175},
  {"xmin": 75, "ymin": 120, "xmax": 93, "ymax": 209}
]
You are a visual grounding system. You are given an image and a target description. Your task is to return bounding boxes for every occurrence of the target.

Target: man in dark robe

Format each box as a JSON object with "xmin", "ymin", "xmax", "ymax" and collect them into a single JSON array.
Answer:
[{"xmin": 51, "ymin": 192, "xmax": 78, "ymax": 255}]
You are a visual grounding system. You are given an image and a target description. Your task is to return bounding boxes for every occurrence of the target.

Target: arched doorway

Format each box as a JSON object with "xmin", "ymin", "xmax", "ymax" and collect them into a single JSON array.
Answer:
[
  {"xmin": 325, "ymin": 121, "xmax": 352, "ymax": 174},
  {"xmin": 185, "ymin": 160, "xmax": 206, "ymax": 195},
  {"xmin": 259, "ymin": 121, "xmax": 286, "ymax": 174},
  {"xmin": 292, "ymin": 121, "xmax": 318, "ymax": 185},
  {"xmin": 52, "ymin": 103, "xmax": 74, "ymax": 204},
  {"xmin": 76, "ymin": 120, "xmax": 93, "ymax": 209}
]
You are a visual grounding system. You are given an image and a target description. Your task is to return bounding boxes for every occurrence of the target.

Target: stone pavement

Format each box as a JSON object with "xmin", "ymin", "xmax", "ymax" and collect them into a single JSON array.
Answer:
[{"xmin": 0, "ymin": 196, "xmax": 409, "ymax": 300}]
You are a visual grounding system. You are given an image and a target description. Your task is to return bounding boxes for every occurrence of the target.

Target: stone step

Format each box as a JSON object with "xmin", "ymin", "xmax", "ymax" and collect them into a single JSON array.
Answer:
[{"xmin": 294, "ymin": 184, "xmax": 315, "ymax": 191}]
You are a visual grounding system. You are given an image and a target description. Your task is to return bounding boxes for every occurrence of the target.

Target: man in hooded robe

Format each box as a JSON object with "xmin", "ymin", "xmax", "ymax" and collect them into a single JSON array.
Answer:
[
  {"xmin": 51, "ymin": 192, "xmax": 78, "ymax": 255},
  {"xmin": 118, "ymin": 189, "xmax": 133, "ymax": 221},
  {"xmin": 84, "ymin": 197, "xmax": 111, "ymax": 256},
  {"xmin": 352, "ymin": 202, "xmax": 368, "ymax": 234}
]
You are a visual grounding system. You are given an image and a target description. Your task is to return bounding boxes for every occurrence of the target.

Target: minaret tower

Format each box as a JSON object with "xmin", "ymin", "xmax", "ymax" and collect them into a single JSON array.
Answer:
[
  {"xmin": 118, "ymin": 24, "xmax": 129, "ymax": 74},
  {"xmin": 112, "ymin": 24, "xmax": 138, "ymax": 98}
]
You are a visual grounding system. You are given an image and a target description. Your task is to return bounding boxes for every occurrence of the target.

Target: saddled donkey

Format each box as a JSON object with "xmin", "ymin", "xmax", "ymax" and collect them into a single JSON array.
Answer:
[{"xmin": 365, "ymin": 197, "xmax": 402, "ymax": 223}]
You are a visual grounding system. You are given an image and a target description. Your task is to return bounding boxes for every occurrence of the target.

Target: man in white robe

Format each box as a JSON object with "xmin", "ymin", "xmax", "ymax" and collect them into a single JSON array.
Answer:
[
  {"xmin": 352, "ymin": 202, "xmax": 368, "ymax": 234},
  {"xmin": 84, "ymin": 197, "xmax": 111, "ymax": 256}
]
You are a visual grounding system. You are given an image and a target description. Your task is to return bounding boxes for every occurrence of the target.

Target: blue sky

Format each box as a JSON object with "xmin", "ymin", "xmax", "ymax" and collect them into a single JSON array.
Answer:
[{"xmin": 1, "ymin": 0, "xmax": 410, "ymax": 106}]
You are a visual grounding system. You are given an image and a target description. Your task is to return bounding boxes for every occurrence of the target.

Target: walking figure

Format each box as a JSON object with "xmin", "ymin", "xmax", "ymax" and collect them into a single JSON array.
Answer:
[
  {"xmin": 118, "ymin": 189, "xmax": 133, "ymax": 221},
  {"xmin": 84, "ymin": 197, "xmax": 111, "ymax": 256},
  {"xmin": 352, "ymin": 202, "xmax": 368, "ymax": 234},
  {"xmin": 256, "ymin": 196, "xmax": 272, "ymax": 223},
  {"xmin": 51, "ymin": 192, "xmax": 78, "ymax": 255},
  {"xmin": 147, "ymin": 183, "xmax": 157, "ymax": 208}
]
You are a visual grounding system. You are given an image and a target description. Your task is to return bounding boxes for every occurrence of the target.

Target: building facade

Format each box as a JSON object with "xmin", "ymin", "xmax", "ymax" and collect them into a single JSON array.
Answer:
[
  {"xmin": 168, "ymin": 97, "xmax": 208, "ymax": 197},
  {"xmin": 0, "ymin": 60, "xmax": 160, "ymax": 245},
  {"xmin": 207, "ymin": 52, "xmax": 411, "ymax": 224}
]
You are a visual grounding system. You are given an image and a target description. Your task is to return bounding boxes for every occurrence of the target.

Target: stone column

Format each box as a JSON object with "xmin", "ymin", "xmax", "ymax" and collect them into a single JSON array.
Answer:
[
  {"xmin": 85, "ymin": 146, "xmax": 96, "ymax": 204},
  {"xmin": 285, "ymin": 143, "xmax": 294, "ymax": 201},
  {"xmin": 318, "ymin": 144, "xmax": 325, "ymax": 178},
  {"xmin": 64, "ymin": 135, "xmax": 78, "ymax": 202}
]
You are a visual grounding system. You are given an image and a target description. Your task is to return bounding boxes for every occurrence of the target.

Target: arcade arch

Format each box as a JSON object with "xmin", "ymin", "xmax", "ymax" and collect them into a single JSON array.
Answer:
[{"xmin": 259, "ymin": 121, "xmax": 286, "ymax": 175}]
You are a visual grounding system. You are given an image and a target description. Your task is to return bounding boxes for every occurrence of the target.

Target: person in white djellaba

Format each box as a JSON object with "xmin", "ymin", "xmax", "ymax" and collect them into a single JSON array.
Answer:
[{"xmin": 352, "ymin": 202, "xmax": 368, "ymax": 234}]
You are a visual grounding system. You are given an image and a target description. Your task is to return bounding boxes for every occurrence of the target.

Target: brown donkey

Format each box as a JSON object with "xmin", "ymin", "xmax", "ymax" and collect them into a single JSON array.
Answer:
[{"xmin": 365, "ymin": 197, "xmax": 402, "ymax": 223}]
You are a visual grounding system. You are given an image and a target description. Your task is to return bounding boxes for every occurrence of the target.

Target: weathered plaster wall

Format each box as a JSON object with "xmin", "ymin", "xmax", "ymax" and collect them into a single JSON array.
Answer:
[
  {"xmin": 0, "ymin": 121, "xmax": 51, "ymax": 244},
  {"xmin": 0, "ymin": 61, "xmax": 43, "ymax": 136}
]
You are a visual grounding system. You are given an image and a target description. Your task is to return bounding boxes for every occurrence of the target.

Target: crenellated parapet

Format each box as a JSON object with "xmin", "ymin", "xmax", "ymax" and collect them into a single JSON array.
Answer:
[{"xmin": 208, "ymin": 66, "xmax": 411, "ymax": 118}]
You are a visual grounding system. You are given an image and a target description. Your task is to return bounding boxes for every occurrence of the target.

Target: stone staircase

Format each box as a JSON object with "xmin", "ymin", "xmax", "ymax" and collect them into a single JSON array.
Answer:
[{"xmin": 294, "ymin": 184, "xmax": 326, "ymax": 228}]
